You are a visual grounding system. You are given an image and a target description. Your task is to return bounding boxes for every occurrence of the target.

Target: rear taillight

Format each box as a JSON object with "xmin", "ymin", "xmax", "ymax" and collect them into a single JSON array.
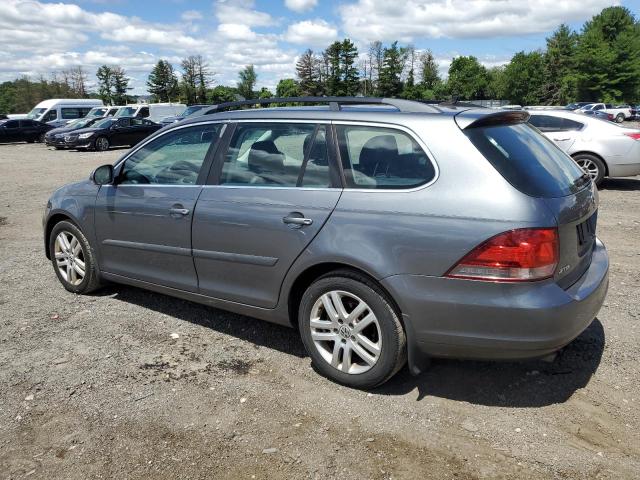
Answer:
[
  {"xmin": 624, "ymin": 132, "xmax": 640, "ymax": 140},
  {"xmin": 446, "ymin": 228, "xmax": 559, "ymax": 282},
  {"xmin": 607, "ymin": 114, "xmax": 614, "ymax": 120}
]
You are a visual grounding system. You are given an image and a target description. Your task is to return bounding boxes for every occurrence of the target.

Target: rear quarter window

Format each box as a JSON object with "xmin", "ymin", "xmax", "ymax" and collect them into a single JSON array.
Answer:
[{"xmin": 465, "ymin": 123, "xmax": 588, "ymax": 197}]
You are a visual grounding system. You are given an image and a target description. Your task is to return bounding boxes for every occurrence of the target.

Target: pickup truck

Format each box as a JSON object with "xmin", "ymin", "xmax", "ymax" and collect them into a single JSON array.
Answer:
[{"xmin": 579, "ymin": 103, "xmax": 632, "ymax": 123}]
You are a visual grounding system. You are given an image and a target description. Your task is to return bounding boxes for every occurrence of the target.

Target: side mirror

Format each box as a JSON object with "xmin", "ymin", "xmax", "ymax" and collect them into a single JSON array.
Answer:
[{"xmin": 91, "ymin": 164, "xmax": 114, "ymax": 185}]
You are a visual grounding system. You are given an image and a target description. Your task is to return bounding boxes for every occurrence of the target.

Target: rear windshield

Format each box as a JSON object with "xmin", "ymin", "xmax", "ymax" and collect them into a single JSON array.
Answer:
[{"xmin": 465, "ymin": 123, "xmax": 589, "ymax": 197}]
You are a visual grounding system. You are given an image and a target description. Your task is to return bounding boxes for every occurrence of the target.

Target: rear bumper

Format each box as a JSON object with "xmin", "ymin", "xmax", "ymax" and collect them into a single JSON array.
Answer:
[{"xmin": 381, "ymin": 238, "xmax": 609, "ymax": 362}]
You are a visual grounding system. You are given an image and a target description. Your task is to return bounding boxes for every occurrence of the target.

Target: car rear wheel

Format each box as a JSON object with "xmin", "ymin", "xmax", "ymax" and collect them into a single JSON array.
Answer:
[
  {"xmin": 49, "ymin": 221, "xmax": 102, "ymax": 294},
  {"xmin": 573, "ymin": 153, "xmax": 606, "ymax": 186},
  {"xmin": 94, "ymin": 136, "xmax": 109, "ymax": 151},
  {"xmin": 615, "ymin": 113, "xmax": 625, "ymax": 123},
  {"xmin": 38, "ymin": 133, "xmax": 46, "ymax": 142},
  {"xmin": 299, "ymin": 271, "xmax": 406, "ymax": 389}
]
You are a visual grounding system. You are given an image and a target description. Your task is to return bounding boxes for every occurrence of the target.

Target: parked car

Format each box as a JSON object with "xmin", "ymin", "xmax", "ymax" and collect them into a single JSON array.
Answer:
[
  {"xmin": 85, "ymin": 106, "xmax": 121, "ymax": 119},
  {"xmin": 44, "ymin": 117, "xmax": 102, "ymax": 149},
  {"xmin": 26, "ymin": 99, "xmax": 103, "ymax": 127},
  {"xmin": 43, "ymin": 97, "xmax": 609, "ymax": 389},
  {"xmin": 581, "ymin": 110, "xmax": 614, "ymax": 122},
  {"xmin": 115, "ymin": 103, "xmax": 186, "ymax": 123},
  {"xmin": 160, "ymin": 104, "xmax": 210, "ymax": 125},
  {"xmin": 565, "ymin": 102, "xmax": 593, "ymax": 111},
  {"xmin": 578, "ymin": 103, "xmax": 631, "ymax": 123},
  {"xmin": 0, "ymin": 118, "xmax": 53, "ymax": 143},
  {"xmin": 63, "ymin": 116, "xmax": 161, "ymax": 151},
  {"xmin": 528, "ymin": 109, "xmax": 640, "ymax": 185}
]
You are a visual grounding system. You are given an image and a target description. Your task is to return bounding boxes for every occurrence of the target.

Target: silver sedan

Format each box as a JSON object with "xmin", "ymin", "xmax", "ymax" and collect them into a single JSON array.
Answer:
[{"xmin": 528, "ymin": 110, "xmax": 640, "ymax": 185}]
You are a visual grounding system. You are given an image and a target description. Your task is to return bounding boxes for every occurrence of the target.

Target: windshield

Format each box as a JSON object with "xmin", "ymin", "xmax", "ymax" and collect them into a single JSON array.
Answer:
[
  {"xmin": 465, "ymin": 123, "xmax": 589, "ymax": 197},
  {"xmin": 115, "ymin": 107, "xmax": 136, "ymax": 117},
  {"xmin": 26, "ymin": 107, "xmax": 47, "ymax": 119},
  {"xmin": 87, "ymin": 107, "xmax": 107, "ymax": 117},
  {"xmin": 92, "ymin": 118, "xmax": 115, "ymax": 129}
]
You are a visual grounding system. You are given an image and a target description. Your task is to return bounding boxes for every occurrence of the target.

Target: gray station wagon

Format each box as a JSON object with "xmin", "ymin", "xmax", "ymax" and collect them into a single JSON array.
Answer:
[{"xmin": 43, "ymin": 97, "xmax": 609, "ymax": 388}]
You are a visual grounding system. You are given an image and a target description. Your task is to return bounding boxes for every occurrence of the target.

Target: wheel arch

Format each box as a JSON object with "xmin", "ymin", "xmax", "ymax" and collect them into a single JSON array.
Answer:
[
  {"xmin": 286, "ymin": 262, "xmax": 403, "ymax": 329},
  {"xmin": 571, "ymin": 151, "xmax": 609, "ymax": 176},
  {"xmin": 44, "ymin": 213, "xmax": 78, "ymax": 259}
]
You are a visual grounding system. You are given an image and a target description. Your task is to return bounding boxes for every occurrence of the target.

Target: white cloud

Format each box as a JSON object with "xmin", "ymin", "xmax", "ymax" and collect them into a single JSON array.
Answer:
[
  {"xmin": 284, "ymin": 0, "xmax": 318, "ymax": 13},
  {"xmin": 339, "ymin": 0, "xmax": 620, "ymax": 42},
  {"xmin": 181, "ymin": 10, "xmax": 203, "ymax": 22},
  {"xmin": 284, "ymin": 20, "xmax": 338, "ymax": 47},
  {"xmin": 215, "ymin": 0, "xmax": 274, "ymax": 27}
]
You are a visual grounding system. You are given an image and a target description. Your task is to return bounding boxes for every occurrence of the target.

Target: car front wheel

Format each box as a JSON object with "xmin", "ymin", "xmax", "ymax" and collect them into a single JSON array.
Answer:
[
  {"xmin": 94, "ymin": 136, "xmax": 110, "ymax": 151},
  {"xmin": 299, "ymin": 271, "xmax": 406, "ymax": 389},
  {"xmin": 49, "ymin": 220, "xmax": 102, "ymax": 294}
]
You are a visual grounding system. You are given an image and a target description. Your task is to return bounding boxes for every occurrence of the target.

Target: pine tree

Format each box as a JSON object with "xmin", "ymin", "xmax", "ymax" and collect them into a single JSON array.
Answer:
[
  {"xmin": 237, "ymin": 65, "xmax": 257, "ymax": 100},
  {"xmin": 96, "ymin": 65, "xmax": 114, "ymax": 105},
  {"xmin": 324, "ymin": 42, "xmax": 342, "ymax": 96},
  {"xmin": 378, "ymin": 42, "xmax": 404, "ymax": 97},
  {"xmin": 180, "ymin": 56, "xmax": 198, "ymax": 104},
  {"xmin": 542, "ymin": 24, "xmax": 578, "ymax": 104},
  {"xmin": 147, "ymin": 60, "xmax": 179, "ymax": 102},
  {"xmin": 112, "ymin": 67, "xmax": 130, "ymax": 105},
  {"xmin": 296, "ymin": 49, "xmax": 321, "ymax": 96},
  {"xmin": 340, "ymin": 39, "xmax": 360, "ymax": 95},
  {"xmin": 418, "ymin": 50, "xmax": 440, "ymax": 90}
]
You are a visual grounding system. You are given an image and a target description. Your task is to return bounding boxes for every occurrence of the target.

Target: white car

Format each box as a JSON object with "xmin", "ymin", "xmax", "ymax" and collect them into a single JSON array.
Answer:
[
  {"xmin": 579, "ymin": 103, "xmax": 631, "ymax": 123},
  {"xmin": 528, "ymin": 110, "xmax": 640, "ymax": 185}
]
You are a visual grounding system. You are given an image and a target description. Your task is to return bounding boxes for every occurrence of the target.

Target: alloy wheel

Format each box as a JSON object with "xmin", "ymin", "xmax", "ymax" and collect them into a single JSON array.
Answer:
[
  {"xmin": 576, "ymin": 158, "xmax": 600, "ymax": 181},
  {"xmin": 309, "ymin": 290, "xmax": 382, "ymax": 374},
  {"xmin": 54, "ymin": 231, "xmax": 86, "ymax": 285},
  {"xmin": 95, "ymin": 137, "xmax": 109, "ymax": 151}
]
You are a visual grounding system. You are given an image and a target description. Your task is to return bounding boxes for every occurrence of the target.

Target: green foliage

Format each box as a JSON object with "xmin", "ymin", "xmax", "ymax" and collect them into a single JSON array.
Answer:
[
  {"xmin": 258, "ymin": 87, "xmax": 273, "ymax": 99},
  {"xmin": 147, "ymin": 60, "xmax": 179, "ymax": 102},
  {"xmin": 486, "ymin": 67, "xmax": 507, "ymax": 100},
  {"xmin": 237, "ymin": 65, "xmax": 257, "ymax": 100},
  {"xmin": 542, "ymin": 24, "xmax": 578, "ymax": 104},
  {"xmin": 418, "ymin": 50, "xmax": 440, "ymax": 90},
  {"xmin": 296, "ymin": 49, "xmax": 323, "ymax": 96},
  {"xmin": 276, "ymin": 78, "xmax": 300, "ymax": 98},
  {"xmin": 378, "ymin": 42, "xmax": 404, "ymax": 97},
  {"xmin": 0, "ymin": 74, "xmax": 88, "ymax": 114},
  {"xmin": 575, "ymin": 6, "xmax": 640, "ymax": 102},
  {"xmin": 503, "ymin": 51, "xmax": 545, "ymax": 105},
  {"xmin": 447, "ymin": 56, "xmax": 488, "ymax": 100},
  {"xmin": 207, "ymin": 85, "xmax": 237, "ymax": 104},
  {"xmin": 322, "ymin": 39, "xmax": 360, "ymax": 96}
]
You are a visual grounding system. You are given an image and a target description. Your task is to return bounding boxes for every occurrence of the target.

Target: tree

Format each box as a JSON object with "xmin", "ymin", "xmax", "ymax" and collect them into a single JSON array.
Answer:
[
  {"xmin": 237, "ymin": 65, "xmax": 257, "ymax": 100},
  {"xmin": 276, "ymin": 78, "xmax": 300, "ymax": 98},
  {"xmin": 447, "ymin": 56, "xmax": 488, "ymax": 100},
  {"xmin": 194, "ymin": 55, "xmax": 212, "ymax": 103},
  {"xmin": 324, "ymin": 41, "xmax": 342, "ymax": 95},
  {"xmin": 258, "ymin": 87, "xmax": 273, "ymax": 98},
  {"xmin": 340, "ymin": 39, "xmax": 360, "ymax": 95},
  {"xmin": 542, "ymin": 24, "xmax": 578, "ymax": 104},
  {"xmin": 418, "ymin": 50, "xmax": 440, "ymax": 90},
  {"xmin": 378, "ymin": 42, "xmax": 404, "ymax": 97},
  {"xmin": 575, "ymin": 6, "xmax": 640, "ymax": 102},
  {"xmin": 96, "ymin": 65, "xmax": 114, "ymax": 105},
  {"xmin": 180, "ymin": 56, "xmax": 198, "ymax": 104},
  {"xmin": 112, "ymin": 67, "xmax": 130, "ymax": 105},
  {"xmin": 486, "ymin": 66, "xmax": 507, "ymax": 99},
  {"xmin": 369, "ymin": 41, "xmax": 384, "ymax": 95},
  {"xmin": 208, "ymin": 85, "xmax": 237, "ymax": 103},
  {"xmin": 296, "ymin": 49, "xmax": 322, "ymax": 96},
  {"xmin": 503, "ymin": 51, "xmax": 545, "ymax": 105},
  {"xmin": 147, "ymin": 60, "xmax": 179, "ymax": 102}
]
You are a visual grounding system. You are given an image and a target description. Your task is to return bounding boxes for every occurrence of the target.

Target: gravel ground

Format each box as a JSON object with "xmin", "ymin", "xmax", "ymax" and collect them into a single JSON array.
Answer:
[{"xmin": 0, "ymin": 140, "xmax": 638, "ymax": 480}]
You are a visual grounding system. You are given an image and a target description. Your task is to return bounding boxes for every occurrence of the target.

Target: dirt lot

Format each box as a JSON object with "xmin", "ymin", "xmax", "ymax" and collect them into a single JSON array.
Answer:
[{"xmin": 0, "ymin": 140, "xmax": 638, "ymax": 480}]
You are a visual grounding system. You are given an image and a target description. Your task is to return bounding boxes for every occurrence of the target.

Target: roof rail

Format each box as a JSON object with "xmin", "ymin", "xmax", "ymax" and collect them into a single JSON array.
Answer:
[{"xmin": 202, "ymin": 96, "xmax": 443, "ymax": 115}]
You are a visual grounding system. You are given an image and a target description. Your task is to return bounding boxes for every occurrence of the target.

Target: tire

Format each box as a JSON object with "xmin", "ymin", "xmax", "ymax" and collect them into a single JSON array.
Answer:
[
  {"xmin": 94, "ymin": 136, "xmax": 109, "ymax": 151},
  {"xmin": 49, "ymin": 220, "xmax": 102, "ymax": 294},
  {"xmin": 573, "ymin": 153, "xmax": 606, "ymax": 187},
  {"xmin": 298, "ymin": 270, "xmax": 406, "ymax": 389},
  {"xmin": 615, "ymin": 113, "xmax": 625, "ymax": 123},
  {"xmin": 38, "ymin": 133, "xmax": 46, "ymax": 142}
]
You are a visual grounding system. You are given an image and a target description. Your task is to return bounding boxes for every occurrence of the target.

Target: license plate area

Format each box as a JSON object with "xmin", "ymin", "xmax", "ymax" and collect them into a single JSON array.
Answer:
[{"xmin": 576, "ymin": 211, "xmax": 597, "ymax": 256}]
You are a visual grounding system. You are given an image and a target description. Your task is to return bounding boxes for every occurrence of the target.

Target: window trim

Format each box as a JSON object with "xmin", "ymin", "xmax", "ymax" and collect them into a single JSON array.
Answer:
[
  {"xmin": 331, "ymin": 120, "xmax": 439, "ymax": 193},
  {"xmin": 113, "ymin": 120, "xmax": 227, "ymax": 186},
  {"xmin": 205, "ymin": 119, "xmax": 341, "ymax": 190}
]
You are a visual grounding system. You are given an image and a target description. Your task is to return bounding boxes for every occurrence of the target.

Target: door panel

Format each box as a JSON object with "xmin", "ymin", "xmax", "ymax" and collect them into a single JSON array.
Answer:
[
  {"xmin": 95, "ymin": 185, "xmax": 201, "ymax": 291},
  {"xmin": 192, "ymin": 187, "xmax": 340, "ymax": 307},
  {"xmin": 542, "ymin": 131, "xmax": 576, "ymax": 151}
]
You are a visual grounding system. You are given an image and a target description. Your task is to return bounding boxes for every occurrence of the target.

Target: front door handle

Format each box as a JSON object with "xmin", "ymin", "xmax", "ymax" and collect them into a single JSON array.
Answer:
[
  {"xmin": 169, "ymin": 207, "xmax": 190, "ymax": 217},
  {"xmin": 283, "ymin": 215, "xmax": 313, "ymax": 226},
  {"xmin": 553, "ymin": 137, "xmax": 571, "ymax": 142}
]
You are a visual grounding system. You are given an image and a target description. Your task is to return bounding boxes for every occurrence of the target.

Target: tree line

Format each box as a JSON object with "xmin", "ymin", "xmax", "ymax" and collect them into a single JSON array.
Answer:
[{"xmin": 0, "ymin": 6, "xmax": 638, "ymax": 115}]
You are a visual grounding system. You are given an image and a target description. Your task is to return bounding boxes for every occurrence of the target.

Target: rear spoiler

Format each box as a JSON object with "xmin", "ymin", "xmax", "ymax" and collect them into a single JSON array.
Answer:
[{"xmin": 455, "ymin": 109, "xmax": 530, "ymax": 130}]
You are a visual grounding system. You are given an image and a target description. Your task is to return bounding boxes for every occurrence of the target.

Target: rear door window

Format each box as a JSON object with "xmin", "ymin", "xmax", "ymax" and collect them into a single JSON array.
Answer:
[
  {"xmin": 528, "ymin": 115, "xmax": 583, "ymax": 132},
  {"xmin": 220, "ymin": 123, "xmax": 332, "ymax": 188},
  {"xmin": 465, "ymin": 123, "xmax": 588, "ymax": 197},
  {"xmin": 336, "ymin": 125, "xmax": 435, "ymax": 189}
]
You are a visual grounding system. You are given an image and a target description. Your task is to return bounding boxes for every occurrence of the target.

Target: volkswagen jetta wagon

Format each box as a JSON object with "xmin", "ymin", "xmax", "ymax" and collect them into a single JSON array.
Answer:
[{"xmin": 43, "ymin": 97, "xmax": 609, "ymax": 388}]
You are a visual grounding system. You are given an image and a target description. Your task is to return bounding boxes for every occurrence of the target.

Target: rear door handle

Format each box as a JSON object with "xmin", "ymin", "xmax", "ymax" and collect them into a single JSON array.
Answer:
[
  {"xmin": 553, "ymin": 137, "xmax": 571, "ymax": 142},
  {"xmin": 169, "ymin": 207, "xmax": 190, "ymax": 216},
  {"xmin": 283, "ymin": 215, "xmax": 313, "ymax": 226}
]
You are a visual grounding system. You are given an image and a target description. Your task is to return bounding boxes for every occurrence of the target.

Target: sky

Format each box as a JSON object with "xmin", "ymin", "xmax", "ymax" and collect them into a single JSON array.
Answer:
[{"xmin": 0, "ymin": 0, "xmax": 638, "ymax": 95}]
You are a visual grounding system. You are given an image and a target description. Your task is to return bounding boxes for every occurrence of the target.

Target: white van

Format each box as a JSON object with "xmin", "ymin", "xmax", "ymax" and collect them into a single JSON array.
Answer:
[
  {"xmin": 114, "ymin": 103, "xmax": 185, "ymax": 123},
  {"xmin": 85, "ymin": 106, "xmax": 121, "ymax": 119},
  {"xmin": 26, "ymin": 99, "xmax": 103, "ymax": 127}
]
